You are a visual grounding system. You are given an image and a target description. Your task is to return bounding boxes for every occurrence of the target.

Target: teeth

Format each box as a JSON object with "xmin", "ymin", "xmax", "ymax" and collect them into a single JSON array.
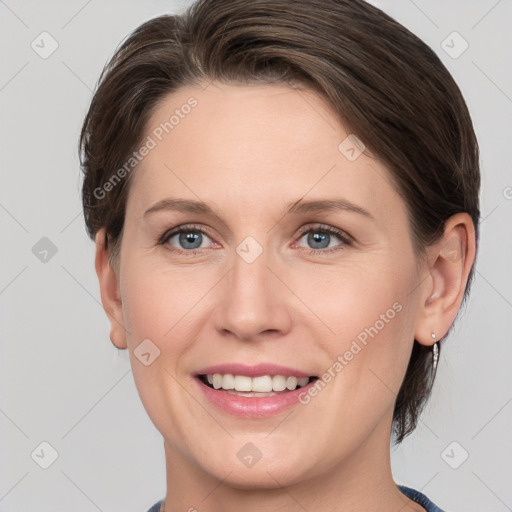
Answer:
[
  {"xmin": 234, "ymin": 375, "xmax": 252, "ymax": 391},
  {"xmin": 222, "ymin": 374, "xmax": 235, "ymax": 389},
  {"xmin": 286, "ymin": 376, "xmax": 298, "ymax": 390},
  {"xmin": 272, "ymin": 375, "xmax": 287, "ymax": 392},
  {"xmin": 205, "ymin": 374, "xmax": 312, "ymax": 392}
]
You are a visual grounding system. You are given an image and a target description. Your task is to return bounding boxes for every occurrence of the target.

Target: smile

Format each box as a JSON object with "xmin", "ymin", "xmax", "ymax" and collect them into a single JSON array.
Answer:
[
  {"xmin": 200, "ymin": 373, "xmax": 315, "ymax": 394},
  {"xmin": 194, "ymin": 367, "xmax": 320, "ymax": 418}
]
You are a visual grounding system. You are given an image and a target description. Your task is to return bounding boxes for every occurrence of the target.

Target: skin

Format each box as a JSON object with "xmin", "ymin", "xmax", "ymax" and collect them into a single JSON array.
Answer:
[{"xmin": 95, "ymin": 82, "xmax": 476, "ymax": 512}]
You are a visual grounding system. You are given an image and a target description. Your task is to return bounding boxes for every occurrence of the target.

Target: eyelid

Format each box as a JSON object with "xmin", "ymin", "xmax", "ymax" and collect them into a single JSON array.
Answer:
[{"xmin": 295, "ymin": 223, "xmax": 353, "ymax": 242}]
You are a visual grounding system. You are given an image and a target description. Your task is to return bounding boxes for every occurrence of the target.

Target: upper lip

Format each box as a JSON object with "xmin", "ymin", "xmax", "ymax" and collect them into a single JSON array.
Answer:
[{"xmin": 195, "ymin": 363, "xmax": 315, "ymax": 378}]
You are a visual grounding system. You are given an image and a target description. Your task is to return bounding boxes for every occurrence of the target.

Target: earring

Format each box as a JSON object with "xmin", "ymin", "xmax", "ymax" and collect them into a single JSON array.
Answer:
[{"xmin": 431, "ymin": 332, "xmax": 439, "ymax": 372}]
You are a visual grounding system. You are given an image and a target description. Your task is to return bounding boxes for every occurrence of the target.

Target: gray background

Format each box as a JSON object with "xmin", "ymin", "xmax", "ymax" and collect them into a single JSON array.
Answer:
[{"xmin": 0, "ymin": 1, "xmax": 511, "ymax": 511}]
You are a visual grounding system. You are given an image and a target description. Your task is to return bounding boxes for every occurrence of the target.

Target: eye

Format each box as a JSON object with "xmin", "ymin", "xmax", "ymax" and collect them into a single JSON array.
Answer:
[
  {"xmin": 158, "ymin": 223, "xmax": 352, "ymax": 256},
  {"xmin": 159, "ymin": 225, "xmax": 215, "ymax": 253},
  {"xmin": 296, "ymin": 225, "xmax": 352, "ymax": 253}
]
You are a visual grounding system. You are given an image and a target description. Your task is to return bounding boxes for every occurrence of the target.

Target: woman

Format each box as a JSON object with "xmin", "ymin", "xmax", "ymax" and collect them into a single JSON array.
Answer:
[{"xmin": 79, "ymin": 1, "xmax": 479, "ymax": 510}]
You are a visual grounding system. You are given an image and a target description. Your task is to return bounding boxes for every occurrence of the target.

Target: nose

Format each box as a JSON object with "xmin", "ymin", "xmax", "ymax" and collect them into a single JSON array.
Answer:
[{"xmin": 213, "ymin": 245, "xmax": 293, "ymax": 342}]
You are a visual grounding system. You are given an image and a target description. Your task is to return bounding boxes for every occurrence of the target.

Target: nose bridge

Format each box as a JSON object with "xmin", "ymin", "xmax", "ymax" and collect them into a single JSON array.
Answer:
[{"xmin": 215, "ymin": 239, "xmax": 291, "ymax": 340}]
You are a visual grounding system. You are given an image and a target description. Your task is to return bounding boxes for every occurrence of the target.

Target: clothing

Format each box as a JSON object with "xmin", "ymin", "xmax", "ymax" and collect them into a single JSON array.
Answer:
[
  {"xmin": 146, "ymin": 500, "xmax": 163, "ymax": 512},
  {"xmin": 146, "ymin": 485, "xmax": 445, "ymax": 512},
  {"xmin": 398, "ymin": 485, "xmax": 446, "ymax": 511}
]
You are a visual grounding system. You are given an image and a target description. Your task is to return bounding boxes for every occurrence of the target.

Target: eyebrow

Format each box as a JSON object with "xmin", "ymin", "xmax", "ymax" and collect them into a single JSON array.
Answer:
[
  {"xmin": 285, "ymin": 198, "xmax": 373, "ymax": 219},
  {"xmin": 144, "ymin": 197, "xmax": 374, "ymax": 221}
]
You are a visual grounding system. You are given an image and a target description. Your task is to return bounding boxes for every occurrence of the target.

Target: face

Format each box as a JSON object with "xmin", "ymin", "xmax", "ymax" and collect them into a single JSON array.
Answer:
[{"xmin": 112, "ymin": 82, "xmax": 427, "ymax": 488}]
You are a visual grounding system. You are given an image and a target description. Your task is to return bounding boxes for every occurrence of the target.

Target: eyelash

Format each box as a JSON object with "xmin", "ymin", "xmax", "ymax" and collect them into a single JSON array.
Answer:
[{"xmin": 158, "ymin": 223, "xmax": 353, "ymax": 256}]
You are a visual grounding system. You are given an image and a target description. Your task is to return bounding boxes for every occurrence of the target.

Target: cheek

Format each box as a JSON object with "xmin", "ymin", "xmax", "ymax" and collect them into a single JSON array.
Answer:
[
  {"xmin": 119, "ymin": 261, "xmax": 209, "ymax": 432},
  {"xmin": 120, "ymin": 256, "xmax": 209, "ymax": 343},
  {"xmin": 302, "ymin": 259, "xmax": 418, "ymax": 398},
  {"xmin": 294, "ymin": 258, "xmax": 414, "ymax": 338}
]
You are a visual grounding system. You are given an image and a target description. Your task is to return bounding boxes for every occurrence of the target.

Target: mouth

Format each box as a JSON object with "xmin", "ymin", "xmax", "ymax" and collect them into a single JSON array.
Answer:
[
  {"xmin": 192, "ymin": 363, "xmax": 321, "ymax": 417},
  {"xmin": 196, "ymin": 373, "xmax": 319, "ymax": 397}
]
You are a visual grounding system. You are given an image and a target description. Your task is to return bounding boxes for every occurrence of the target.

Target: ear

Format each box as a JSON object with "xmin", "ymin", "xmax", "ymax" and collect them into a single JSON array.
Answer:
[
  {"xmin": 414, "ymin": 213, "xmax": 477, "ymax": 346},
  {"xmin": 95, "ymin": 228, "xmax": 127, "ymax": 349}
]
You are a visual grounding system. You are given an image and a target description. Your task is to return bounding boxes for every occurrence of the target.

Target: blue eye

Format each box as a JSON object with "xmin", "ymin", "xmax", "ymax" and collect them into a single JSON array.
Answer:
[
  {"xmin": 161, "ymin": 226, "xmax": 213, "ymax": 252},
  {"xmin": 296, "ymin": 225, "xmax": 352, "ymax": 253},
  {"xmin": 301, "ymin": 231, "xmax": 336, "ymax": 249}
]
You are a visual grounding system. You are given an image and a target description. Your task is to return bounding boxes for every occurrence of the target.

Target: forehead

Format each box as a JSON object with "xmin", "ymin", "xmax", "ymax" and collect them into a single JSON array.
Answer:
[
  {"xmin": 126, "ymin": 81, "xmax": 403, "ymax": 225},
  {"xmin": 146, "ymin": 81, "xmax": 342, "ymax": 166}
]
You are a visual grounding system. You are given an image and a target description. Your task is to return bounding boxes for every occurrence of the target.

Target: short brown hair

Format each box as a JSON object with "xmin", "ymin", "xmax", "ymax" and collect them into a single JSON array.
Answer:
[{"xmin": 80, "ymin": 0, "xmax": 480, "ymax": 443}]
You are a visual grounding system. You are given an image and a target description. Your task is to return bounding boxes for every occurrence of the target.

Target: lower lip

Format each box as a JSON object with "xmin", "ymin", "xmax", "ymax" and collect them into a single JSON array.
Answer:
[{"xmin": 194, "ymin": 376, "xmax": 317, "ymax": 418}]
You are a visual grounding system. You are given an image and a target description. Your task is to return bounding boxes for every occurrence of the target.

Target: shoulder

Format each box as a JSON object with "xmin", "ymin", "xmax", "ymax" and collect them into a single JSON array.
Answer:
[
  {"xmin": 145, "ymin": 499, "xmax": 164, "ymax": 512},
  {"xmin": 398, "ymin": 485, "xmax": 447, "ymax": 512}
]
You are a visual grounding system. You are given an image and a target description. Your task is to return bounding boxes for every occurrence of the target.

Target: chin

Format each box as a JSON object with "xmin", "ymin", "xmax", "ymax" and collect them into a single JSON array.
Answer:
[{"xmin": 192, "ymin": 442, "xmax": 314, "ymax": 490}]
